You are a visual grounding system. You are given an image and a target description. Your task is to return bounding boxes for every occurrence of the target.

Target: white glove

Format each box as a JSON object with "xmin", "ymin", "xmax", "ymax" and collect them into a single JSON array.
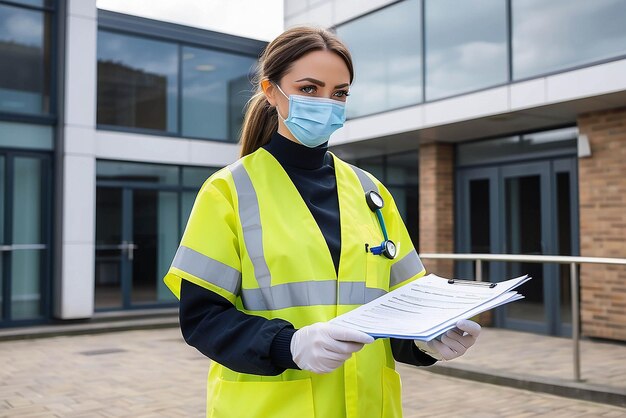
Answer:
[
  {"xmin": 290, "ymin": 322, "xmax": 374, "ymax": 374},
  {"xmin": 414, "ymin": 319, "xmax": 481, "ymax": 361}
]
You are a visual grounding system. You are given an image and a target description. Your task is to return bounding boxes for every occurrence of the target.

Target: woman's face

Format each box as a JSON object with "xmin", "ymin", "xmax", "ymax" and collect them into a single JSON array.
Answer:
[{"xmin": 263, "ymin": 49, "xmax": 351, "ymax": 143}]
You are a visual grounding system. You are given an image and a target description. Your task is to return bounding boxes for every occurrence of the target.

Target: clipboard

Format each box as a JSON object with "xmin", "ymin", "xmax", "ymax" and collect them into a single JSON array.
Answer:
[
  {"xmin": 447, "ymin": 278, "xmax": 497, "ymax": 288},
  {"xmin": 331, "ymin": 273, "xmax": 531, "ymax": 341}
]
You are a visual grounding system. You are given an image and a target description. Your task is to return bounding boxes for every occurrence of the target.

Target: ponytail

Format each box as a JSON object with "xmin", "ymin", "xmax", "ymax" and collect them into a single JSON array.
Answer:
[{"xmin": 239, "ymin": 91, "xmax": 277, "ymax": 157}]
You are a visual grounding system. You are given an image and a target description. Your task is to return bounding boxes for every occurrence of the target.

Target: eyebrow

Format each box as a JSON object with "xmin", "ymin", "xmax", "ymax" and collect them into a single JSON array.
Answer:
[{"xmin": 295, "ymin": 78, "xmax": 350, "ymax": 89}]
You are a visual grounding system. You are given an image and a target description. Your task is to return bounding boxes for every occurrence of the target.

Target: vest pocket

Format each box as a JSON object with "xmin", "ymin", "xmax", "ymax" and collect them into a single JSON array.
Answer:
[
  {"xmin": 366, "ymin": 252, "xmax": 392, "ymax": 292},
  {"xmin": 210, "ymin": 377, "xmax": 315, "ymax": 418},
  {"xmin": 381, "ymin": 367, "xmax": 403, "ymax": 418}
]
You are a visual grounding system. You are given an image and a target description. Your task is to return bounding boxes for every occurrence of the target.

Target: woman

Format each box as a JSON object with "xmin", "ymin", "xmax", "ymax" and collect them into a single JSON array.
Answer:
[{"xmin": 164, "ymin": 26, "xmax": 480, "ymax": 418}]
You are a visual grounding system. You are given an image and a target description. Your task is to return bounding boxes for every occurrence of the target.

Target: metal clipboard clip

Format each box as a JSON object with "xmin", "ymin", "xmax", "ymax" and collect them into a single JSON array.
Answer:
[{"xmin": 447, "ymin": 279, "xmax": 497, "ymax": 288}]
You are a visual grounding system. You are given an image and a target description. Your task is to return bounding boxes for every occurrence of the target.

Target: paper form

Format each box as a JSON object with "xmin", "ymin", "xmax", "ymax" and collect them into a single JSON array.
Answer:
[{"xmin": 331, "ymin": 274, "xmax": 530, "ymax": 341}]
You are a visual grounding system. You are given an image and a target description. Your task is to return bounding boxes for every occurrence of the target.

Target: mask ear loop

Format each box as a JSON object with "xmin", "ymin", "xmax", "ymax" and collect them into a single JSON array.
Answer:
[
  {"xmin": 261, "ymin": 79, "xmax": 289, "ymax": 121},
  {"xmin": 271, "ymin": 82, "xmax": 290, "ymax": 121}
]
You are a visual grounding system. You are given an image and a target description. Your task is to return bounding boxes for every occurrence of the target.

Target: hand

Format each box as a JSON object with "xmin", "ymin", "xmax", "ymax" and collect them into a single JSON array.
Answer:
[
  {"xmin": 414, "ymin": 319, "xmax": 481, "ymax": 361},
  {"xmin": 290, "ymin": 322, "xmax": 374, "ymax": 374}
]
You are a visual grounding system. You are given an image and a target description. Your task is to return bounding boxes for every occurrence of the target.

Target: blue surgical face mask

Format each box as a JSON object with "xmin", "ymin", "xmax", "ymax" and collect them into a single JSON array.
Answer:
[{"xmin": 274, "ymin": 83, "xmax": 347, "ymax": 148}]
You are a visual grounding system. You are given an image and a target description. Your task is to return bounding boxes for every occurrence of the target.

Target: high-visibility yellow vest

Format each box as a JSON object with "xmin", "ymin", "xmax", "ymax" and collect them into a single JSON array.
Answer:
[{"xmin": 164, "ymin": 147, "xmax": 426, "ymax": 418}]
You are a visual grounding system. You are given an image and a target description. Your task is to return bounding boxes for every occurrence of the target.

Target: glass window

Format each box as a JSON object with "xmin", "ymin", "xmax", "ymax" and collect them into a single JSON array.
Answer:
[
  {"xmin": 336, "ymin": 0, "xmax": 422, "ymax": 118},
  {"xmin": 182, "ymin": 46, "xmax": 255, "ymax": 141},
  {"xmin": 182, "ymin": 166, "xmax": 217, "ymax": 188},
  {"xmin": 425, "ymin": 0, "xmax": 508, "ymax": 100},
  {"xmin": 96, "ymin": 161, "xmax": 179, "ymax": 186},
  {"xmin": 0, "ymin": 156, "xmax": 4, "ymax": 245},
  {"xmin": 0, "ymin": 4, "xmax": 51, "ymax": 115},
  {"xmin": 355, "ymin": 155, "xmax": 385, "ymax": 180},
  {"xmin": 11, "ymin": 157, "xmax": 44, "ymax": 319},
  {"xmin": 97, "ymin": 31, "xmax": 179, "ymax": 133},
  {"xmin": 387, "ymin": 152, "xmax": 419, "ymax": 185},
  {"xmin": 457, "ymin": 127, "xmax": 578, "ymax": 166},
  {"xmin": 0, "ymin": 121, "xmax": 53, "ymax": 150},
  {"xmin": 9, "ymin": 1, "xmax": 52, "ymax": 7},
  {"xmin": 385, "ymin": 152, "xmax": 419, "ymax": 246},
  {"xmin": 181, "ymin": 191, "xmax": 196, "ymax": 233},
  {"xmin": 0, "ymin": 156, "xmax": 3, "ymax": 316},
  {"xmin": 513, "ymin": 0, "xmax": 626, "ymax": 79}
]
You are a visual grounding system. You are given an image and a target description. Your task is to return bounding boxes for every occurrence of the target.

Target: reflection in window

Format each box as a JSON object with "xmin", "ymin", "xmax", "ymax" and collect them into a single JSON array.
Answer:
[
  {"xmin": 0, "ymin": 4, "xmax": 50, "ymax": 115},
  {"xmin": 425, "ymin": 0, "xmax": 507, "ymax": 100},
  {"xmin": 182, "ymin": 47, "xmax": 255, "ymax": 141},
  {"xmin": 336, "ymin": 0, "xmax": 422, "ymax": 118},
  {"xmin": 457, "ymin": 127, "xmax": 578, "ymax": 166},
  {"xmin": 97, "ymin": 31, "xmax": 179, "ymax": 133},
  {"xmin": 0, "ymin": 121, "xmax": 53, "ymax": 150},
  {"xmin": 513, "ymin": 0, "xmax": 626, "ymax": 79},
  {"xmin": 182, "ymin": 166, "xmax": 217, "ymax": 188},
  {"xmin": 96, "ymin": 161, "xmax": 180, "ymax": 186},
  {"xmin": 11, "ymin": 157, "xmax": 44, "ymax": 319},
  {"xmin": 8, "ymin": 0, "xmax": 52, "ymax": 6}
]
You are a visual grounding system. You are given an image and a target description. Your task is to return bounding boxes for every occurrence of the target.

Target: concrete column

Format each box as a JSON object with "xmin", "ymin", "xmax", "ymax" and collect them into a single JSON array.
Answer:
[{"xmin": 53, "ymin": 0, "xmax": 97, "ymax": 319}]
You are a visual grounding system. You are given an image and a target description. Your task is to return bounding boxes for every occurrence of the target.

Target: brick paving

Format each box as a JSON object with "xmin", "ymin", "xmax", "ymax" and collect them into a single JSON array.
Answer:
[
  {"xmin": 0, "ymin": 327, "xmax": 625, "ymax": 417},
  {"xmin": 438, "ymin": 327, "xmax": 626, "ymax": 390}
]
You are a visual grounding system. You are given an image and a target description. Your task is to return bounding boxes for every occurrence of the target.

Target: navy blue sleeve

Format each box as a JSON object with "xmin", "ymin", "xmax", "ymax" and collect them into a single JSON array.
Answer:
[
  {"xmin": 390, "ymin": 339, "xmax": 438, "ymax": 367},
  {"xmin": 179, "ymin": 280, "xmax": 299, "ymax": 375}
]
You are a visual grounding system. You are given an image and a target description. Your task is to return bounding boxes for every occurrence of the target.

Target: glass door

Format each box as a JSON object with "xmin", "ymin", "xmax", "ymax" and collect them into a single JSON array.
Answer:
[
  {"xmin": 95, "ymin": 187, "xmax": 127, "ymax": 309},
  {"xmin": 131, "ymin": 189, "xmax": 178, "ymax": 305},
  {"xmin": 456, "ymin": 158, "xmax": 578, "ymax": 336},
  {"xmin": 0, "ymin": 152, "xmax": 50, "ymax": 323},
  {"xmin": 95, "ymin": 186, "xmax": 178, "ymax": 310},
  {"xmin": 499, "ymin": 162, "xmax": 553, "ymax": 334}
]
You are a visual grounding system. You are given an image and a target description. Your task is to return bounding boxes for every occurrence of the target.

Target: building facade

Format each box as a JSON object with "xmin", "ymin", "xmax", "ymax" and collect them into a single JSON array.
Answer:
[
  {"xmin": 1, "ymin": 0, "xmax": 624, "ymax": 344},
  {"xmin": 0, "ymin": 0, "xmax": 265, "ymax": 326},
  {"xmin": 285, "ymin": 0, "xmax": 626, "ymax": 341}
]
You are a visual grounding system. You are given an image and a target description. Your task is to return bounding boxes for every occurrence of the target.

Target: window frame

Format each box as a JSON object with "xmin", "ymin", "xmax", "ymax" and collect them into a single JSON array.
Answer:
[
  {"xmin": 96, "ymin": 10, "xmax": 266, "ymax": 143},
  {"xmin": 0, "ymin": 0, "xmax": 58, "ymax": 122},
  {"xmin": 333, "ymin": 0, "xmax": 626, "ymax": 119}
]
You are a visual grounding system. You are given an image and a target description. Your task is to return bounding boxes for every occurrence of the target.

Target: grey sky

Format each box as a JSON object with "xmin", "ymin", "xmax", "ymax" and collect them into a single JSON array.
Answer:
[{"xmin": 96, "ymin": 0, "xmax": 284, "ymax": 41}]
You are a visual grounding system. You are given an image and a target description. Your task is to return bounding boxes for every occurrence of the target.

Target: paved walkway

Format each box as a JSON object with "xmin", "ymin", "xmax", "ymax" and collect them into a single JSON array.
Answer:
[
  {"xmin": 0, "ymin": 327, "xmax": 625, "ymax": 417},
  {"xmin": 435, "ymin": 327, "xmax": 626, "ymax": 394}
]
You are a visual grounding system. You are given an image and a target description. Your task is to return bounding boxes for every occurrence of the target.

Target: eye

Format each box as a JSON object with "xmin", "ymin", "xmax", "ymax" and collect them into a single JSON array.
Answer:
[
  {"xmin": 333, "ymin": 90, "xmax": 350, "ymax": 98},
  {"xmin": 300, "ymin": 85, "xmax": 317, "ymax": 94}
]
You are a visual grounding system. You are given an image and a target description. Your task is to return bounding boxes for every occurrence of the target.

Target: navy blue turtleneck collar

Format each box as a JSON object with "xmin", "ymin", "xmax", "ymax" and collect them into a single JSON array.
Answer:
[{"xmin": 263, "ymin": 131, "xmax": 329, "ymax": 170}]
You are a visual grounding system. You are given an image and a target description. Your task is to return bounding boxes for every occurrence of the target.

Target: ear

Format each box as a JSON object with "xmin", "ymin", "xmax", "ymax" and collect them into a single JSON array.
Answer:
[{"xmin": 261, "ymin": 79, "xmax": 278, "ymax": 107}]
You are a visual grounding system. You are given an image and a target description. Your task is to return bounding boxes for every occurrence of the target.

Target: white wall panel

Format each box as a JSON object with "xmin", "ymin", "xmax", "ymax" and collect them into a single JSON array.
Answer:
[
  {"xmin": 57, "ymin": 243, "xmax": 95, "ymax": 318},
  {"xmin": 64, "ymin": 9, "xmax": 97, "ymax": 128},
  {"xmin": 424, "ymin": 87, "xmax": 509, "ymax": 127},
  {"xmin": 510, "ymin": 78, "xmax": 547, "ymax": 111},
  {"xmin": 95, "ymin": 130, "xmax": 240, "ymax": 167},
  {"xmin": 64, "ymin": 125, "xmax": 96, "ymax": 156},
  {"xmin": 546, "ymin": 59, "xmax": 626, "ymax": 103}
]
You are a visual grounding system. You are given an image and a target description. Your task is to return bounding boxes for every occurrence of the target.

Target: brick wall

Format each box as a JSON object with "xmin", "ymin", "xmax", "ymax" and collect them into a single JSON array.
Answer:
[
  {"xmin": 577, "ymin": 107, "xmax": 626, "ymax": 341},
  {"xmin": 419, "ymin": 142, "xmax": 454, "ymax": 278}
]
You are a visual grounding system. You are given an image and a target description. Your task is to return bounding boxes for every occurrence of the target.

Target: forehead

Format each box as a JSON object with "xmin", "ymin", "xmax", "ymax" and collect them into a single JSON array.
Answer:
[{"xmin": 283, "ymin": 49, "xmax": 351, "ymax": 83}]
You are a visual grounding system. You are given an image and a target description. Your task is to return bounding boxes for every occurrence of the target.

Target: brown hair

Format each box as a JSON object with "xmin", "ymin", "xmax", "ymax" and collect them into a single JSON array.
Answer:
[{"xmin": 239, "ymin": 26, "xmax": 354, "ymax": 157}]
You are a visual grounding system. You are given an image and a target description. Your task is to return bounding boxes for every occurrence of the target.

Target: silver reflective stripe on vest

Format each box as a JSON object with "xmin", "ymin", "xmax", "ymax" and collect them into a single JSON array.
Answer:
[
  {"xmin": 171, "ymin": 246, "xmax": 241, "ymax": 295},
  {"xmin": 242, "ymin": 280, "xmax": 387, "ymax": 311},
  {"xmin": 338, "ymin": 282, "xmax": 386, "ymax": 305},
  {"xmin": 390, "ymin": 249, "xmax": 425, "ymax": 287},
  {"xmin": 348, "ymin": 164, "xmax": 378, "ymax": 194},
  {"xmin": 230, "ymin": 160, "xmax": 272, "ymax": 289}
]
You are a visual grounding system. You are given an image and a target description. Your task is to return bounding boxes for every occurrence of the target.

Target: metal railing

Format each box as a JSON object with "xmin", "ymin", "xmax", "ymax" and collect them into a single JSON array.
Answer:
[{"xmin": 418, "ymin": 253, "xmax": 626, "ymax": 382}]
